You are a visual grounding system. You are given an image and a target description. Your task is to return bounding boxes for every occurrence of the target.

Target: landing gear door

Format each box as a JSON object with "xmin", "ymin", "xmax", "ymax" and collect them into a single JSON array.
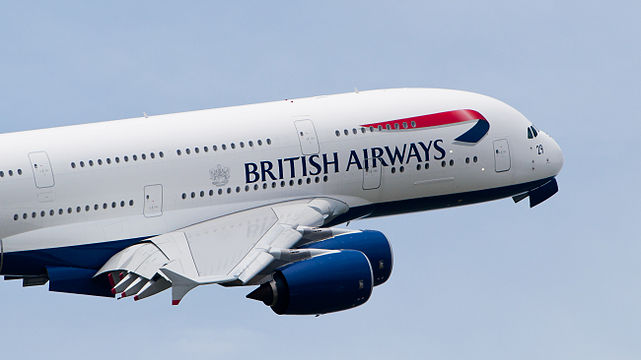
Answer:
[
  {"xmin": 28, "ymin": 151, "xmax": 55, "ymax": 188},
  {"xmin": 144, "ymin": 185, "xmax": 163, "ymax": 218},
  {"xmin": 294, "ymin": 119, "xmax": 320, "ymax": 155},
  {"xmin": 493, "ymin": 139, "xmax": 511, "ymax": 172},
  {"xmin": 363, "ymin": 166, "xmax": 382, "ymax": 190}
]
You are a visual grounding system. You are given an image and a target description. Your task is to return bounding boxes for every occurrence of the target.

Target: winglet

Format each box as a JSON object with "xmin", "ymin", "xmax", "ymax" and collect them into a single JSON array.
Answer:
[{"xmin": 159, "ymin": 267, "xmax": 199, "ymax": 306}]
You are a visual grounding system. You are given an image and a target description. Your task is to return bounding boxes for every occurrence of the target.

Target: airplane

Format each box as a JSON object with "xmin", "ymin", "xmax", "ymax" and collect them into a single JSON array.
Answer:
[{"xmin": 0, "ymin": 88, "xmax": 563, "ymax": 315}]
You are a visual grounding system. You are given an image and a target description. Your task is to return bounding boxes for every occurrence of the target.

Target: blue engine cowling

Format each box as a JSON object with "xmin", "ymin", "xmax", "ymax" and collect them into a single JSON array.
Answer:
[
  {"xmin": 301, "ymin": 230, "xmax": 393, "ymax": 286},
  {"xmin": 247, "ymin": 250, "xmax": 373, "ymax": 315}
]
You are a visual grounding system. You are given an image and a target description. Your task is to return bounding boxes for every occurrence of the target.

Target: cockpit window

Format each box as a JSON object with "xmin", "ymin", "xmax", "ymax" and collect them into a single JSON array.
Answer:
[{"xmin": 527, "ymin": 126, "xmax": 538, "ymax": 139}]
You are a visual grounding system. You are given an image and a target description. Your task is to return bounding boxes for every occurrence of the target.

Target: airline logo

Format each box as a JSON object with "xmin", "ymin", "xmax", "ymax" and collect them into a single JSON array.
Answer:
[
  {"xmin": 210, "ymin": 165, "xmax": 231, "ymax": 187},
  {"xmin": 361, "ymin": 109, "xmax": 489, "ymax": 143}
]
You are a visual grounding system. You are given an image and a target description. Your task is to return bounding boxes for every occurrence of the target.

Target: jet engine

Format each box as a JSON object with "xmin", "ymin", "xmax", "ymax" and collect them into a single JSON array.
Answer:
[{"xmin": 247, "ymin": 230, "xmax": 393, "ymax": 315}]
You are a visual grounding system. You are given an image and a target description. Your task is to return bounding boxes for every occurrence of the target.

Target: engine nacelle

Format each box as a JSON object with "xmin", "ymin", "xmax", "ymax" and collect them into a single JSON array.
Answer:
[
  {"xmin": 301, "ymin": 230, "xmax": 393, "ymax": 286},
  {"xmin": 247, "ymin": 250, "xmax": 373, "ymax": 315}
]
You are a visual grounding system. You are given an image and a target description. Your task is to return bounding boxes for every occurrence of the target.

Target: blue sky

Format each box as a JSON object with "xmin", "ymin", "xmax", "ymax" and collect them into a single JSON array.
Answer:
[{"xmin": 1, "ymin": 1, "xmax": 640, "ymax": 359}]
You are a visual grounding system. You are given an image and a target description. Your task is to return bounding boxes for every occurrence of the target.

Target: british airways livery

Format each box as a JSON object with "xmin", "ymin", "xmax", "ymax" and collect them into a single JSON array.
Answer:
[{"xmin": 0, "ymin": 88, "xmax": 563, "ymax": 315}]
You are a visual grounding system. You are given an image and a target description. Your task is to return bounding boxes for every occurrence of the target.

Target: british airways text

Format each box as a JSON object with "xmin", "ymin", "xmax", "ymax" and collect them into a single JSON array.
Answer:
[{"xmin": 244, "ymin": 140, "xmax": 446, "ymax": 183}]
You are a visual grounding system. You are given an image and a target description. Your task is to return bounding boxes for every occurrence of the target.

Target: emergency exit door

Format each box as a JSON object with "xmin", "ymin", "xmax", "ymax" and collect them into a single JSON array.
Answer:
[
  {"xmin": 28, "ymin": 151, "xmax": 55, "ymax": 188},
  {"xmin": 363, "ymin": 166, "xmax": 382, "ymax": 190},
  {"xmin": 493, "ymin": 139, "xmax": 511, "ymax": 172},
  {"xmin": 144, "ymin": 185, "xmax": 163, "ymax": 218},
  {"xmin": 294, "ymin": 119, "xmax": 320, "ymax": 155}
]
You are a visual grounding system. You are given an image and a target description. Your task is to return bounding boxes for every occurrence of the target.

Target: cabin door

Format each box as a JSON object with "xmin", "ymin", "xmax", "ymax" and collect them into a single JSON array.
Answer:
[
  {"xmin": 144, "ymin": 184, "xmax": 163, "ymax": 218},
  {"xmin": 294, "ymin": 119, "xmax": 320, "ymax": 155},
  {"xmin": 28, "ymin": 151, "xmax": 55, "ymax": 188},
  {"xmin": 362, "ymin": 166, "xmax": 382, "ymax": 190},
  {"xmin": 493, "ymin": 139, "xmax": 511, "ymax": 172}
]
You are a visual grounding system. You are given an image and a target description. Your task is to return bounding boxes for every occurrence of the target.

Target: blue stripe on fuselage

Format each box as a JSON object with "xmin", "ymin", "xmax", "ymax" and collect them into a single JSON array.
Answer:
[{"xmin": 1, "ymin": 237, "xmax": 149, "ymax": 276}]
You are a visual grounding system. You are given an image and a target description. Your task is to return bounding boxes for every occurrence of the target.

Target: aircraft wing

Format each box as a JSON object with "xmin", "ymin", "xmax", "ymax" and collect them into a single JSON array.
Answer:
[{"xmin": 95, "ymin": 198, "xmax": 349, "ymax": 305}]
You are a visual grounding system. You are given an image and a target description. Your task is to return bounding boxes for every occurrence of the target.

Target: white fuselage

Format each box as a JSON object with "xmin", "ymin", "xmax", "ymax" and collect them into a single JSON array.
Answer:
[{"xmin": 0, "ymin": 88, "xmax": 563, "ymax": 276}]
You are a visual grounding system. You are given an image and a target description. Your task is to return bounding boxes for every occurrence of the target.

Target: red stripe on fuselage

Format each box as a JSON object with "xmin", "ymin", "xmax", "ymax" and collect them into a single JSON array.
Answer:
[{"xmin": 361, "ymin": 109, "xmax": 485, "ymax": 130}]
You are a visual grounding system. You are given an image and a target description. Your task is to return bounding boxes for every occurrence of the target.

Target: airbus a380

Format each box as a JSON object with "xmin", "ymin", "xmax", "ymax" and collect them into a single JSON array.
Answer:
[{"xmin": 0, "ymin": 88, "xmax": 562, "ymax": 315}]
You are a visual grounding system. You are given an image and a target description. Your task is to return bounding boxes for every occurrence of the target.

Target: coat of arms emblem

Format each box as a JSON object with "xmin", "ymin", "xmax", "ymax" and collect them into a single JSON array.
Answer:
[{"xmin": 210, "ymin": 165, "xmax": 230, "ymax": 187}]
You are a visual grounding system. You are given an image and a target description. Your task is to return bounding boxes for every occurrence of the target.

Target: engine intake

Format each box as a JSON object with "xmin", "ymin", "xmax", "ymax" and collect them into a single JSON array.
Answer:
[{"xmin": 247, "ymin": 250, "xmax": 373, "ymax": 315}]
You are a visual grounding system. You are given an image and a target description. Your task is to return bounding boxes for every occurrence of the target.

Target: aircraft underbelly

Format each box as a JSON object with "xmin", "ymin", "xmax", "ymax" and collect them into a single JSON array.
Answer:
[{"xmin": 0, "ymin": 237, "xmax": 4, "ymax": 273}]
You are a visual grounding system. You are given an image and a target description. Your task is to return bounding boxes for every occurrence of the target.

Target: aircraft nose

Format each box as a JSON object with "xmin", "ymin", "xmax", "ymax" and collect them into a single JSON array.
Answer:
[{"xmin": 546, "ymin": 134, "xmax": 564, "ymax": 176}]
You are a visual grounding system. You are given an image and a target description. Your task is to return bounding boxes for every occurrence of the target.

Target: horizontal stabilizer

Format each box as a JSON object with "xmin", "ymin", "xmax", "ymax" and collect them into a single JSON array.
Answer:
[{"xmin": 4, "ymin": 275, "xmax": 49, "ymax": 287}]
